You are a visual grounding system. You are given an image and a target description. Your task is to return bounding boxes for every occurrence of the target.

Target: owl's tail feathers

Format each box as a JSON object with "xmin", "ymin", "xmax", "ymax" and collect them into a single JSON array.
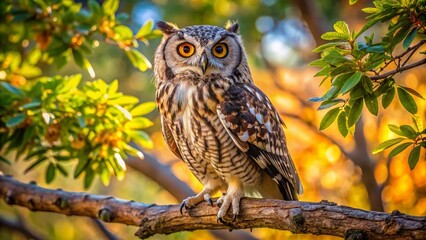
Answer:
[
  {"xmin": 277, "ymin": 180, "xmax": 299, "ymax": 201},
  {"xmin": 257, "ymin": 172, "xmax": 299, "ymax": 201},
  {"xmin": 257, "ymin": 173, "xmax": 286, "ymax": 200}
]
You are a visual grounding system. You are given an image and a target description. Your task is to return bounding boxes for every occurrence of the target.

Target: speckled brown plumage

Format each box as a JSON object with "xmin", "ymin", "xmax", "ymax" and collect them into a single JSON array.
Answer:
[{"xmin": 154, "ymin": 21, "xmax": 303, "ymax": 222}]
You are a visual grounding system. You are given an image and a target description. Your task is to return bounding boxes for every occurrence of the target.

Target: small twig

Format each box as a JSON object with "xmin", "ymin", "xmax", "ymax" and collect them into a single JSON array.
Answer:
[
  {"xmin": 371, "ymin": 57, "xmax": 426, "ymax": 80},
  {"xmin": 92, "ymin": 219, "xmax": 120, "ymax": 240},
  {"xmin": 0, "ymin": 215, "xmax": 45, "ymax": 240},
  {"xmin": 377, "ymin": 40, "xmax": 426, "ymax": 75}
]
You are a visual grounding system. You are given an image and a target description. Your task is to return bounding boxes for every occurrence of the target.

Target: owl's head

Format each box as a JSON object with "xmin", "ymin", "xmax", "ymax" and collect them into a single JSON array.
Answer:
[{"xmin": 154, "ymin": 21, "xmax": 249, "ymax": 82}]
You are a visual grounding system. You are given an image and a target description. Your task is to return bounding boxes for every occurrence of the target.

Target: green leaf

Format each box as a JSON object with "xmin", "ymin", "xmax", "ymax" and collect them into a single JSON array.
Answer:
[
  {"xmin": 408, "ymin": 145, "xmax": 421, "ymax": 170},
  {"xmin": 388, "ymin": 124, "xmax": 404, "ymax": 136},
  {"xmin": 373, "ymin": 138, "xmax": 405, "ymax": 154},
  {"xmin": 0, "ymin": 82, "xmax": 24, "ymax": 97},
  {"xmin": 6, "ymin": 113, "xmax": 26, "ymax": 127},
  {"xmin": 361, "ymin": 75, "xmax": 373, "ymax": 93},
  {"xmin": 347, "ymin": 98, "xmax": 363, "ymax": 127},
  {"xmin": 362, "ymin": 7, "xmax": 377, "ymax": 13},
  {"xmin": 333, "ymin": 21, "xmax": 350, "ymax": 36},
  {"xmin": 26, "ymin": 148, "xmax": 47, "ymax": 161},
  {"xmin": 397, "ymin": 87, "xmax": 417, "ymax": 114},
  {"xmin": 400, "ymin": 125, "xmax": 417, "ymax": 139},
  {"xmin": 399, "ymin": 86, "xmax": 424, "ymax": 100},
  {"xmin": 389, "ymin": 142, "xmax": 412, "ymax": 158},
  {"xmin": 319, "ymin": 108, "xmax": 340, "ymax": 130},
  {"xmin": 323, "ymin": 50, "xmax": 350, "ymax": 65},
  {"xmin": 350, "ymin": 86, "xmax": 364, "ymax": 99},
  {"xmin": 308, "ymin": 97, "xmax": 325, "ymax": 102},
  {"xmin": 72, "ymin": 50, "xmax": 95, "ymax": 78},
  {"xmin": 22, "ymin": 101, "xmax": 41, "ymax": 109},
  {"xmin": 333, "ymin": 73, "xmax": 354, "ymax": 88},
  {"xmin": 84, "ymin": 167, "xmax": 95, "ymax": 189},
  {"xmin": 382, "ymin": 87, "xmax": 395, "ymax": 109},
  {"xmin": 403, "ymin": 28, "xmax": 417, "ymax": 49},
  {"xmin": 46, "ymin": 163, "xmax": 56, "ymax": 183},
  {"xmin": 331, "ymin": 64, "xmax": 355, "ymax": 77},
  {"xmin": 108, "ymin": 95, "xmax": 139, "ymax": 105},
  {"xmin": 318, "ymin": 99, "xmax": 344, "ymax": 110},
  {"xmin": 125, "ymin": 49, "xmax": 152, "ymax": 72},
  {"xmin": 337, "ymin": 111, "xmax": 348, "ymax": 137},
  {"xmin": 24, "ymin": 157, "xmax": 47, "ymax": 173},
  {"xmin": 100, "ymin": 164, "xmax": 111, "ymax": 186},
  {"xmin": 321, "ymin": 32, "xmax": 349, "ymax": 41},
  {"xmin": 366, "ymin": 45, "xmax": 385, "ymax": 53},
  {"xmin": 0, "ymin": 156, "xmax": 11, "ymax": 165},
  {"xmin": 412, "ymin": 115, "xmax": 423, "ymax": 132},
  {"xmin": 312, "ymin": 42, "xmax": 346, "ymax": 53},
  {"xmin": 364, "ymin": 94, "xmax": 379, "ymax": 116},
  {"xmin": 125, "ymin": 117, "xmax": 154, "ymax": 129},
  {"xmin": 78, "ymin": 115, "xmax": 86, "ymax": 128},
  {"xmin": 108, "ymin": 79, "xmax": 119, "ymax": 95},
  {"xmin": 130, "ymin": 102, "xmax": 157, "ymax": 116},
  {"xmin": 136, "ymin": 19, "xmax": 154, "ymax": 38},
  {"xmin": 113, "ymin": 25, "xmax": 133, "ymax": 40},
  {"xmin": 114, "ymin": 104, "xmax": 132, "ymax": 120},
  {"xmin": 128, "ymin": 130, "xmax": 153, "ymax": 149},
  {"xmin": 349, "ymin": 0, "xmax": 358, "ymax": 5},
  {"xmin": 56, "ymin": 164, "xmax": 69, "ymax": 177},
  {"xmin": 74, "ymin": 157, "xmax": 89, "ymax": 178},
  {"xmin": 340, "ymin": 72, "xmax": 363, "ymax": 94},
  {"xmin": 102, "ymin": 0, "xmax": 119, "ymax": 16}
]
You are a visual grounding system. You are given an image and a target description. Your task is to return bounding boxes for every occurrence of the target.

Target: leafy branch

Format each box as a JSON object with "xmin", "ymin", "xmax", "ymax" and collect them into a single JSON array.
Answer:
[
  {"xmin": 309, "ymin": 0, "xmax": 426, "ymax": 169},
  {"xmin": 0, "ymin": 0, "xmax": 160, "ymax": 187}
]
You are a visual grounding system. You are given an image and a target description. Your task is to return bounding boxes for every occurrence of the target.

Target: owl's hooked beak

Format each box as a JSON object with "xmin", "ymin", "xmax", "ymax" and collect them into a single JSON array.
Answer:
[{"xmin": 199, "ymin": 52, "xmax": 208, "ymax": 74}]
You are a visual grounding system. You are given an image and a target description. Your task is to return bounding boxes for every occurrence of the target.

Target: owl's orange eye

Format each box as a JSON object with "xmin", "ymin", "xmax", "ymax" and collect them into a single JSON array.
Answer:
[
  {"xmin": 177, "ymin": 42, "xmax": 195, "ymax": 58},
  {"xmin": 212, "ymin": 43, "xmax": 228, "ymax": 58}
]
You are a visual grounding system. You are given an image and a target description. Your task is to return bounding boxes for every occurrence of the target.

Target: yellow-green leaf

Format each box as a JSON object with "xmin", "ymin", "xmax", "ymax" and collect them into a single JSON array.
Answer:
[
  {"xmin": 130, "ymin": 102, "xmax": 157, "ymax": 116},
  {"xmin": 136, "ymin": 19, "xmax": 154, "ymax": 39},
  {"xmin": 373, "ymin": 137, "xmax": 405, "ymax": 154},
  {"xmin": 125, "ymin": 49, "xmax": 152, "ymax": 72}
]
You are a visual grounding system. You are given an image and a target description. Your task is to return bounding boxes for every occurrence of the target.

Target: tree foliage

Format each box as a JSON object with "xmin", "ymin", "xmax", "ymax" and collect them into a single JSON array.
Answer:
[
  {"xmin": 310, "ymin": 0, "xmax": 426, "ymax": 169},
  {"xmin": 0, "ymin": 0, "xmax": 159, "ymax": 188}
]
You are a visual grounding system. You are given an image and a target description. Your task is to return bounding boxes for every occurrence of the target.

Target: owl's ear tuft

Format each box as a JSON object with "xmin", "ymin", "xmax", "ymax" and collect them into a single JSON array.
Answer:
[
  {"xmin": 225, "ymin": 20, "xmax": 239, "ymax": 33},
  {"xmin": 157, "ymin": 21, "xmax": 179, "ymax": 36}
]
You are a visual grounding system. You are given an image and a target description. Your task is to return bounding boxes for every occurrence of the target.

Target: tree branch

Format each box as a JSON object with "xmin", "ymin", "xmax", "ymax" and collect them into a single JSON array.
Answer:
[
  {"xmin": 0, "ymin": 215, "xmax": 45, "ymax": 240},
  {"xmin": 1, "ymin": 175, "xmax": 425, "ymax": 239},
  {"xmin": 125, "ymin": 152, "xmax": 258, "ymax": 240},
  {"xmin": 371, "ymin": 57, "xmax": 426, "ymax": 80}
]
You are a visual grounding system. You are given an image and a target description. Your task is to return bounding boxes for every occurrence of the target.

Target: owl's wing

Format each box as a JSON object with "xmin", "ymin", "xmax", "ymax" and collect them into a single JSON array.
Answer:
[
  {"xmin": 160, "ymin": 116, "xmax": 183, "ymax": 160},
  {"xmin": 217, "ymin": 84, "xmax": 303, "ymax": 200}
]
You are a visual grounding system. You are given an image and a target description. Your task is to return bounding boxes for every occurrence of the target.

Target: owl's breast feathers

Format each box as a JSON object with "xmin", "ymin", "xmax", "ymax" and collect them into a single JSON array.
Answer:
[
  {"xmin": 217, "ymin": 83, "xmax": 303, "ymax": 200},
  {"xmin": 157, "ymin": 76, "xmax": 302, "ymax": 200}
]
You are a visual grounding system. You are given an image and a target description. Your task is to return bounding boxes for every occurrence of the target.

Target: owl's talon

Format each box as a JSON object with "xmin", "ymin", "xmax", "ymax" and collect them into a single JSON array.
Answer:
[
  {"xmin": 204, "ymin": 194, "xmax": 213, "ymax": 206},
  {"xmin": 217, "ymin": 216, "xmax": 226, "ymax": 224},
  {"xmin": 179, "ymin": 201, "xmax": 186, "ymax": 215},
  {"xmin": 216, "ymin": 190, "xmax": 243, "ymax": 225},
  {"xmin": 216, "ymin": 194, "xmax": 225, "ymax": 207},
  {"xmin": 232, "ymin": 213, "xmax": 238, "ymax": 222}
]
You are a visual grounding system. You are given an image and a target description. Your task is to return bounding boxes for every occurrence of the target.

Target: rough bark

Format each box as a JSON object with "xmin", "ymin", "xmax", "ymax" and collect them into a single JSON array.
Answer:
[
  {"xmin": 1, "ymin": 175, "xmax": 425, "ymax": 240},
  {"xmin": 125, "ymin": 153, "xmax": 257, "ymax": 240}
]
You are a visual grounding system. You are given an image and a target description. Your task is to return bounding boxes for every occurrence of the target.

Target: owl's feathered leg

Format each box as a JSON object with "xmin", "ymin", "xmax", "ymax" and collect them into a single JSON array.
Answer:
[
  {"xmin": 179, "ymin": 181, "xmax": 219, "ymax": 214},
  {"xmin": 216, "ymin": 177, "xmax": 244, "ymax": 223}
]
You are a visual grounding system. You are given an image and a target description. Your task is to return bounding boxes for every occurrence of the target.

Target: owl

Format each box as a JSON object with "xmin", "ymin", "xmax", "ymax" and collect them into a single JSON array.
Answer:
[{"xmin": 154, "ymin": 21, "xmax": 303, "ymax": 222}]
